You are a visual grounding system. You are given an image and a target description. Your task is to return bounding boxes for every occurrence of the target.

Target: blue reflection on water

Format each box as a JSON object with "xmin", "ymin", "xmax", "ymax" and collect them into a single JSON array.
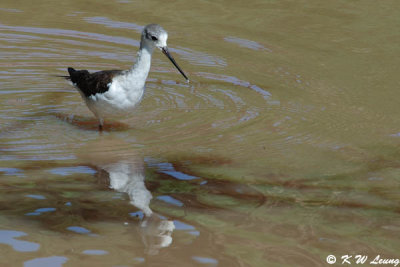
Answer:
[
  {"xmin": 156, "ymin": 195, "xmax": 183, "ymax": 207},
  {"xmin": 0, "ymin": 167, "xmax": 23, "ymax": 176},
  {"xmin": 192, "ymin": 256, "xmax": 219, "ymax": 265},
  {"xmin": 0, "ymin": 230, "xmax": 40, "ymax": 252},
  {"xmin": 25, "ymin": 194, "xmax": 46, "ymax": 200},
  {"xmin": 174, "ymin": 220, "xmax": 200, "ymax": 236},
  {"xmin": 133, "ymin": 257, "xmax": 145, "ymax": 263},
  {"xmin": 25, "ymin": 207, "xmax": 56, "ymax": 216},
  {"xmin": 48, "ymin": 166, "xmax": 96, "ymax": 176},
  {"xmin": 66, "ymin": 226, "xmax": 91, "ymax": 234},
  {"xmin": 24, "ymin": 256, "xmax": 68, "ymax": 267},
  {"xmin": 25, "ymin": 212, "xmax": 41, "ymax": 216},
  {"xmin": 145, "ymin": 158, "xmax": 199, "ymax": 181},
  {"xmin": 174, "ymin": 220, "xmax": 195, "ymax": 230},
  {"xmin": 82, "ymin": 250, "xmax": 109, "ymax": 255},
  {"xmin": 35, "ymin": 208, "xmax": 56, "ymax": 213}
]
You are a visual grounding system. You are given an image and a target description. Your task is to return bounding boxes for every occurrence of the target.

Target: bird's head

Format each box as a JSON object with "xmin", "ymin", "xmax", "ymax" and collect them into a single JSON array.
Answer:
[
  {"xmin": 141, "ymin": 24, "xmax": 189, "ymax": 82},
  {"xmin": 141, "ymin": 24, "xmax": 168, "ymax": 50}
]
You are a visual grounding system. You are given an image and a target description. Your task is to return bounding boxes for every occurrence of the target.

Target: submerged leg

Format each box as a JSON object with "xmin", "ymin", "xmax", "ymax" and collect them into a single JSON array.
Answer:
[{"xmin": 98, "ymin": 117, "xmax": 104, "ymax": 131}]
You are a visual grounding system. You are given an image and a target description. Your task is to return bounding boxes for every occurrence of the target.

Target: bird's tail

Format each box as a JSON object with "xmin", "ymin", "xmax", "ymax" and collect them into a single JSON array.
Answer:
[
  {"xmin": 51, "ymin": 67, "xmax": 75, "ymax": 80},
  {"xmin": 67, "ymin": 67, "xmax": 76, "ymax": 75},
  {"xmin": 52, "ymin": 75, "xmax": 70, "ymax": 79}
]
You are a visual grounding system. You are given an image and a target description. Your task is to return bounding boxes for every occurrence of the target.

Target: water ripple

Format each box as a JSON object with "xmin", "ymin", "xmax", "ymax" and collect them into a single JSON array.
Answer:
[
  {"xmin": 224, "ymin": 36, "xmax": 272, "ymax": 52},
  {"xmin": 84, "ymin": 16, "xmax": 142, "ymax": 32},
  {"xmin": 0, "ymin": 24, "xmax": 137, "ymax": 46},
  {"xmin": 172, "ymin": 46, "xmax": 226, "ymax": 67},
  {"xmin": 197, "ymin": 72, "xmax": 271, "ymax": 100}
]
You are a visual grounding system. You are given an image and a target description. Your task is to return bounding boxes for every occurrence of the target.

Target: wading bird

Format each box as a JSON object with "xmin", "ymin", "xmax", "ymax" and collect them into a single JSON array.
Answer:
[{"xmin": 63, "ymin": 24, "xmax": 189, "ymax": 130}]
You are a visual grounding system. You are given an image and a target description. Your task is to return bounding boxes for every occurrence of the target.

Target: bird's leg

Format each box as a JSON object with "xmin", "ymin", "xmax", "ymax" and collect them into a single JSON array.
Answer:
[{"xmin": 98, "ymin": 117, "xmax": 104, "ymax": 131}]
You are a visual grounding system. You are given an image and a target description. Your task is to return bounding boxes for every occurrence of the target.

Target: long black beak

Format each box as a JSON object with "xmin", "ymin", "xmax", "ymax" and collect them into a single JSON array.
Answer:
[{"xmin": 161, "ymin": 47, "xmax": 189, "ymax": 82}]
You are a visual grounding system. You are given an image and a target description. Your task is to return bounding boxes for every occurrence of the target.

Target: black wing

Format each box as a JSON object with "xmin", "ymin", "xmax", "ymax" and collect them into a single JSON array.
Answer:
[{"xmin": 67, "ymin": 67, "xmax": 123, "ymax": 97}]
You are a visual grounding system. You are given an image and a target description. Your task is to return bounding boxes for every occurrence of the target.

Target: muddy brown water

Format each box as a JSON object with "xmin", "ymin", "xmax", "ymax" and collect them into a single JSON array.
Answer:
[{"xmin": 1, "ymin": 0, "xmax": 400, "ymax": 266}]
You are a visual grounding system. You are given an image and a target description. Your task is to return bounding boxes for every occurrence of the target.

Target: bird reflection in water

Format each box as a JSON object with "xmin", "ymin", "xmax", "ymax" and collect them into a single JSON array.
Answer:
[
  {"xmin": 102, "ymin": 160, "xmax": 175, "ymax": 255},
  {"xmin": 78, "ymin": 139, "xmax": 175, "ymax": 255}
]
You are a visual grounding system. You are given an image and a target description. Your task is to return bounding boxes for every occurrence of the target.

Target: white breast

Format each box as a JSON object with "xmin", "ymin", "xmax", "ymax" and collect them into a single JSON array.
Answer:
[
  {"xmin": 86, "ymin": 76, "xmax": 145, "ymax": 119},
  {"xmin": 108, "ymin": 74, "xmax": 146, "ymax": 108},
  {"xmin": 84, "ymin": 47, "xmax": 152, "ymax": 119}
]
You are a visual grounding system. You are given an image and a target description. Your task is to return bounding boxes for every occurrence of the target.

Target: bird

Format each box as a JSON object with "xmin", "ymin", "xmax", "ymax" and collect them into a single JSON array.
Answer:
[{"xmin": 63, "ymin": 24, "xmax": 189, "ymax": 130}]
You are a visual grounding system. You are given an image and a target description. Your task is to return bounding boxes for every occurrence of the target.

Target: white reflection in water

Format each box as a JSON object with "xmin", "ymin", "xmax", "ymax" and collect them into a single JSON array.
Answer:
[
  {"xmin": 103, "ymin": 160, "xmax": 153, "ymax": 216},
  {"xmin": 80, "ymin": 143, "xmax": 176, "ymax": 255},
  {"xmin": 101, "ymin": 160, "xmax": 176, "ymax": 254},
  {"xmin": 140, "ymin": 216, "xmax": 175, "ymax": 255}
]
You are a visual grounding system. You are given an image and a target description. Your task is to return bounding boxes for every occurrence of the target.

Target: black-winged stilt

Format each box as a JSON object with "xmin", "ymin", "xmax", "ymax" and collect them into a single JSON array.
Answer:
[{"xmin": 63, "ymin": 24, "xmax": 189, "ymax": 130}]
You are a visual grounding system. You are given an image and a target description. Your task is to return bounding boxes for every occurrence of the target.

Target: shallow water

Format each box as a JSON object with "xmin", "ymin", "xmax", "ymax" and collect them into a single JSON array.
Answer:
[{"xmin": 1, "ymin": 0, "xmax": 400, "ymax": 266}]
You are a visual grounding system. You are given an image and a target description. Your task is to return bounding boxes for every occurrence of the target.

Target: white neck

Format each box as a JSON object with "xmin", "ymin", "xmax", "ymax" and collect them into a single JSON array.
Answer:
[
  {"xmin": 128, "ymin": 45, "xmax": 153, "ymax": 83},
  {"xmin": 100, "ymin": 43, "xmax": 155, "ymax": 112}
]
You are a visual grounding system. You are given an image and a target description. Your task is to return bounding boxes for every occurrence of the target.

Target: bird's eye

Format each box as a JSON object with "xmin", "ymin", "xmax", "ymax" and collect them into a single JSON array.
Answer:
[{"xmin": 151, "ymin": 35, "xmax": 158, "ymax": 41}]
